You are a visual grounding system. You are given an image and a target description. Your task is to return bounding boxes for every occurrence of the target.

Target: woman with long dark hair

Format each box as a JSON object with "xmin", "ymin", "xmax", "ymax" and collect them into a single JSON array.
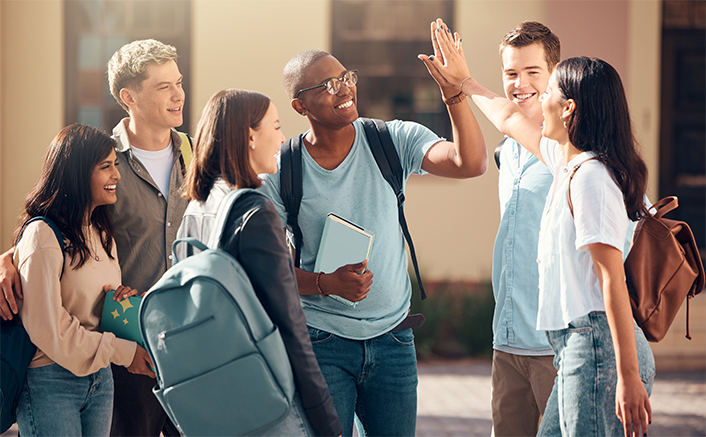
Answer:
[
  {"xmin": 176, "ymin": 89, "xmax": 342, "ymax": 437},
  {"xmin": 421, "ymin": 19, "xmax": 654, "ymax": 437},
  {"xmin": 13, "ymin": 124, "xmax": 154, "ymax": 436}
]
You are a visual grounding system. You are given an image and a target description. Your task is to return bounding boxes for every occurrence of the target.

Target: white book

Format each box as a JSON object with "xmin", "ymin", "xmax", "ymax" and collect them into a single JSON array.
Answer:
[{"xmin": 314, "ymin": 213, "xmax": 374, "ymax": 307}]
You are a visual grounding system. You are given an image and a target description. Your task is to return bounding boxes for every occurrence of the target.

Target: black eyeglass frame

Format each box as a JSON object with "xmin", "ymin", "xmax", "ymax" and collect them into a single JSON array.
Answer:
[{"xmin": 294, "ymin": 70, "xmax": 358, "ymax": 99}]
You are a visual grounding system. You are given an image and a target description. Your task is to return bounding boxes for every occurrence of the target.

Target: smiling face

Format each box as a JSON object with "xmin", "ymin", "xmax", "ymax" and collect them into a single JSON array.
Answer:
[
  {"xmin": 501, "ymin": 43, "xmax": 552, "ymax": 125},
  {"xmin": 123, "ymin": 59, "xmax": 185, "ymax": 131},
  {"xmin": 249, "ymin": 102, "xmax": 286, "ymax": 175},
  {"xmin": 296, "ymin": 55, "xmax": 358, "ymax": 129},
  {"xmin": 90, "ymin": 149, "xmax": 121, "ymax": 214},
  {"xmin": 539, "ymin": 72, "xmax": 570, "ymax": 143}
]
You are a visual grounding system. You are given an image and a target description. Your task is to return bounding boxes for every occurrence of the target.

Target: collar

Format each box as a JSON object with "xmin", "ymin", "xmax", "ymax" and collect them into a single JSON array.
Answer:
[
  {"xmin": 566, "ymin": 150, "xmax": 597, "ymax": 169},
  {"xmin": 112, "ymin": 118, "xmax": 181, "ymax": 154}
]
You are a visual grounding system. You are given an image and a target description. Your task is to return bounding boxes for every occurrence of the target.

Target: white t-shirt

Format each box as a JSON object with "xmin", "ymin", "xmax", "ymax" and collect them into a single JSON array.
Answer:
[
  {"xmin": 131, "ymin": 143, "xmax": 174, "ymax": 198},
  {"xmin": 536, "ymin": 137, "xmax": 629, "ymax": 331}
]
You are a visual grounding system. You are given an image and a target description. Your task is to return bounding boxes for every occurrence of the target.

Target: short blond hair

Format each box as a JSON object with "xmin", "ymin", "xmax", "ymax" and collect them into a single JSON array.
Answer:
[{"xmin": 108, "ymin": 39, "xmax": 178, "ymax": 112}]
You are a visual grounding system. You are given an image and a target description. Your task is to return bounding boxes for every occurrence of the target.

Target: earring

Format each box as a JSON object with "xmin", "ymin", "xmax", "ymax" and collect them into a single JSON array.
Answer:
[
  {"xmin": 250, "ymin": 143, "xmax": 256, "ymax": 150},
  {"xmin": 563, "ymin": 120, "xmax": 568, "ymax": 129}
]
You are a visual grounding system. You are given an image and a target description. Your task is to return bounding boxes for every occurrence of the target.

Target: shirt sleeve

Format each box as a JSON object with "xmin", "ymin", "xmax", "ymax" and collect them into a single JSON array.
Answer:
[
  {"xmin": 571, "ymin": 163, "xmax": 629, "ymax": 253},
  {"xmin": 15, "ymin": 222, "xmax": 136, "ymax": 377},
  {"xmin": 386, "ymin": 120, "xmax": 444, "ymax": 178},
  {"xmin": 539, "ymin": 136, "xmax": 562, "ymax": 175},
  {"xmin": 224, "ymin": 195, "xmax": 342, "ymax": 437}
]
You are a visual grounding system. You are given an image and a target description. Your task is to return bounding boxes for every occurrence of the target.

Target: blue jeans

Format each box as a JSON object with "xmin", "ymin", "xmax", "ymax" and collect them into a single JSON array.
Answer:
[
  {"xmin": 17, "ymin": 363, "xmax": 114, "ymax": 437},
  {"xmin": 308, "ymin": 327, "xmax": 418, "ymax": 437},
  {"xmin": 537, "ymin": 312, "xmax": 655, "ymax": 437},
  {"xmin": 256, "ymin": 391, "xmax": 315, "ymax": 436}
]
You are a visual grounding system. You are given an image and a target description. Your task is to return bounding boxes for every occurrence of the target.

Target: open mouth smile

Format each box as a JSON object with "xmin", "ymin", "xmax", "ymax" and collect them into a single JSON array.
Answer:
[{"xmin": 336, "ymin": 100, "xmax": 354, "ymax": 110}]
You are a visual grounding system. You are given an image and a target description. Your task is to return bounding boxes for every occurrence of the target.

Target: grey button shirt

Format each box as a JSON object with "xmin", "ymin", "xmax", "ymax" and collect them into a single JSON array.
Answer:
[{"xmin": 110, "ymin": 118, "xmax": 189, "ymax": 293}]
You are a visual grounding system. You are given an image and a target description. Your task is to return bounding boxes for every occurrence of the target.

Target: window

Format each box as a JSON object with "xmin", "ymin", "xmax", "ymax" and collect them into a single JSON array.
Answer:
[
  {"xmin": 332, "ymin": 0, "xmax": 455, "ymax": 138},
  {"xmin": 64, "ymin": 0, "xmax": 192, "ymax": 133}
]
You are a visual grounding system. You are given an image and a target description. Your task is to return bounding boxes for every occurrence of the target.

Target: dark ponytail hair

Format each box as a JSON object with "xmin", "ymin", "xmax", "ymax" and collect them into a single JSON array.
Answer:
[
  {"xmin": 15, "ymin": 124, "xmax": 117, "ymax": 268},
  {"xmin": 556, "ymin": 57, "xmax": 648, "ymax": 220}
]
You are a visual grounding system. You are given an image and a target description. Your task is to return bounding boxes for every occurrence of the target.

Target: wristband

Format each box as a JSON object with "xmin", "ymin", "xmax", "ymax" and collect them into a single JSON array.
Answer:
[
  {"xmin": 443, "ymin": 91, "xmax": 466, "ymax": 106},
  {"xmin": 316, "ymin": 272, "xmax": 329, "ymax": 296},
  {"xmin": 459, "ymin": 76, "xmax": 472, "ymax": 90}
]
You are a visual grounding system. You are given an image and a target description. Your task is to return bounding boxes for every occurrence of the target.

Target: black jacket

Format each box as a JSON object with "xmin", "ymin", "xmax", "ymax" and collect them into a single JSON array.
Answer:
[{"xmin": 176, "ymin": 181, "xmax": 342, "ymax": 437}]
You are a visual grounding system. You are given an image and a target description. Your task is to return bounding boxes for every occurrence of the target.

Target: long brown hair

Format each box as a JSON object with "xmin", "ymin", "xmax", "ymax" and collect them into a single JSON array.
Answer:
[
  {"xmin": 183, "ymin": 89, "xmax": 270, "ymax": 201},
  {"xmin": 556, "ymin": 57, "xmax": 648, "ymax": 220},
  {"xmin": 15, "ymin": 124, "xmax": 117, "ymax": 268}
]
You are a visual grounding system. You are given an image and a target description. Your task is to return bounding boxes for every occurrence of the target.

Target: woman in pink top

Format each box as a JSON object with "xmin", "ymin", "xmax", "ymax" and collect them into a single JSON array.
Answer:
[{"xmin": 12, "ymin": 124, "xmax": 154, "ymax": 436}]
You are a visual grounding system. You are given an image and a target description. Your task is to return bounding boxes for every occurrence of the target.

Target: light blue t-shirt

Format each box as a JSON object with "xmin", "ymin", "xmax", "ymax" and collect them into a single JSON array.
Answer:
[
  {"xmin": 260, "ymin": 118, "xmax": 441, "ymax": 340},
  {"xmin": 492, "ymin": 137, "xmax": 554, "ymax": 355}
]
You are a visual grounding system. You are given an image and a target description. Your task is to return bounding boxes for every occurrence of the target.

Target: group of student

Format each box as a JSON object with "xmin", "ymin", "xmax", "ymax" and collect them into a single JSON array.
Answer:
[{"xmin": 0, "ymin": 17, "xmax": 654, "ymax": 437}]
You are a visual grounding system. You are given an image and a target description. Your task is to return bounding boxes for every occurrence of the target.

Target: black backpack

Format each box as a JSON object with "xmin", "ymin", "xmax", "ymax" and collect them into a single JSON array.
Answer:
[
  {"xmin": 1, "ymin": 217, "xmax": 64, "ymax": 433},
  {"xmin": 279, "ymin": 118, "xmax": 426, "ymax": 300}
]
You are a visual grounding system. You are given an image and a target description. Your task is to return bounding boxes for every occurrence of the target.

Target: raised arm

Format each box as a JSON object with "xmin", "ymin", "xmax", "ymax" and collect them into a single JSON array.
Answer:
[
  {"xmin": 420, "ymin": 18, "xmax": 544, "ymax": 164},
  {"xmin": 417, "ymin": 20, "xmax": 487, "ymax": 178}
]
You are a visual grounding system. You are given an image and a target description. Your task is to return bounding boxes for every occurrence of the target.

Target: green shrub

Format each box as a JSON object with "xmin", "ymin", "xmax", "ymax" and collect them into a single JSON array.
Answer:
[{"xmin": 410, "ymin": 277, "xmax": 494, "ymax": 360}]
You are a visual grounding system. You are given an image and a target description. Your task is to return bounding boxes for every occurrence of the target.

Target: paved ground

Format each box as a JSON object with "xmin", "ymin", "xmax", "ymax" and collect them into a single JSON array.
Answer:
[
  {"xmin": 3, "ymin": 358, "xmax": 704, "ymax": 436},
  {"xmin": 416, "ymin": 358, "xmax": 706, "ymax": 437}
]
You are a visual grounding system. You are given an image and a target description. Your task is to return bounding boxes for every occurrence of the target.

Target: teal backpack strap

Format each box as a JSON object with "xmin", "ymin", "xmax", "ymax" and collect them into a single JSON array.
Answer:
[{"xmin": 207, "ymin": 188, "xmax": 264, "ymax": 250}]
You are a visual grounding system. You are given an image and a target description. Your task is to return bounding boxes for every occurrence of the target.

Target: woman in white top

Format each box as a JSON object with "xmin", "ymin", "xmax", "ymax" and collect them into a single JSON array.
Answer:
[
  {"xmin": 420, "ymin": 19, "xmax": 654, "ymax": 437},
  {"xmin": 13, "ymin": 124, "xmax": 154, "ymax": 436}
]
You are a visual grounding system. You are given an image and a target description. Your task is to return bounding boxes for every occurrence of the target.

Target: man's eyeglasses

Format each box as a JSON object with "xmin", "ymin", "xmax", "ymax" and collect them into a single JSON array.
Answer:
[{"xmin": 295, "ymin": 70, "xmax": 358, "ymax": 99}]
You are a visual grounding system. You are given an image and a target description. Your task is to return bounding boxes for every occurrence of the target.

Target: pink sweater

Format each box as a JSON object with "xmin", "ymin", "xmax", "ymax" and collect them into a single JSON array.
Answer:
[{"xmin": 14, "ymin": 221, "xmax": 136, "ymax": 377}]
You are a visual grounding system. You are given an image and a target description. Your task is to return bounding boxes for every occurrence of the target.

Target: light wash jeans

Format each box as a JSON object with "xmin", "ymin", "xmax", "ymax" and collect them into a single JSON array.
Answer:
[
  {"xmin": 308, "ymin": 327, "xmax": 418, "ymax": 437},
  {"xmin": 256, "ymin": 391, "xmax": 315, "ymax": 436},
  {"xmin": 17, "ymin": 363, "xmax": 114, "ymax": 437},
  {"xmin": 538, "ymin": 311, "xmax": 655, "ymax": 437}
]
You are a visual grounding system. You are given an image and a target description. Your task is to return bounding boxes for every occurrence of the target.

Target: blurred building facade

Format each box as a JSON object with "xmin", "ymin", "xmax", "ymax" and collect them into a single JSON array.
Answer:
[{"xmin": 1, "ymin": 0, "xmax": 704, "ymax": 369}]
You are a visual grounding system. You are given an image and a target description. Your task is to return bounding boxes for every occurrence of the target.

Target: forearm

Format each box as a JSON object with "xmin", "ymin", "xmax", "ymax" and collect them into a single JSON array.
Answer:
[
  {"xmin": 603, "ymin": 279, "xmax": 641, "ymax": 378},
  {"xmin": 444, "ymin": 95, "xmax": 488, "ymax": 178},
  {"xmin": 295, "ymin": 267, "xmax": 321, "ymax": 296}
]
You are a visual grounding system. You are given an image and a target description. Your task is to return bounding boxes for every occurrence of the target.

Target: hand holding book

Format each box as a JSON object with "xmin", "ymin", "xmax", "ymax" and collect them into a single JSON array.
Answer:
[
  {"xmin": 314, "ymin": 214, "xmax": 374, "ymax": 307},
  {"xmin": 318, "ymin": 260, "xmax": 373, "ymax": 304}
]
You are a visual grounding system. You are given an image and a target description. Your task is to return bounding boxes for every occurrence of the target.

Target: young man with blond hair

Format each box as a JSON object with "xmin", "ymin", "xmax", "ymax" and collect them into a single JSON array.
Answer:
[
  {"xmin": 106, "ymin": 38, "xmax": 188, "ymax": 437},
  {"xmin": 489, "ymin": 22, "xmax": 559, "ymax": 436},
  {"xmin": 0, "ymin": 38, "xmax": 189, "ymax": 436}
]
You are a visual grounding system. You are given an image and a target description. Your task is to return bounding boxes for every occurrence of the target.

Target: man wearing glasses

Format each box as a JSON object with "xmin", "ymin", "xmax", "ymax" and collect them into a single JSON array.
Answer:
[{"xmin": 259, "ymin": 48, "xmax": 487, "ymax": 436}]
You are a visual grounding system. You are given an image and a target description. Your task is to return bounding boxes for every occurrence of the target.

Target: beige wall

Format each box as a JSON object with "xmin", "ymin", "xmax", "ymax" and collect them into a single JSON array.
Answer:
[
  {"xmin": 0, "ymin": 0, "xmax": 64, "ymax": 250},
  {"xmin": 0, "ymin": 0, "xmax": 662, "ymax": 282}
]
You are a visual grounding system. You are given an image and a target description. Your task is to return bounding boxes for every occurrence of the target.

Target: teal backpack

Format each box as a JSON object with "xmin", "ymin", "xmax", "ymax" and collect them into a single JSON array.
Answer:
[{"xmin": 139, "ymin": 189, "xmax": 295, "ymax": 436}]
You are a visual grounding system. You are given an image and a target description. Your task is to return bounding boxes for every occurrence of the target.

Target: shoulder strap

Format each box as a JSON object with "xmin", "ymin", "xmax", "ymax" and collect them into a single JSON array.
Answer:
[
  {"xmin": 16, "ymin": 216, "xmax": 65, "ymax": 279},
  {"xmin": 494, "ymin": 138, "xmax": 504, "ymax": 170},
  {"xmin": 361, "ymin": 118, "xmax": 426, "ymax": 300},
  {"xmin": 567, "ymin": 158, "xmax": 598, "ymax": 217},
  {"xmin": 177, "ymin": 132, "xmax": 193, "ymax": 171},
  {"xmin": 279, "ymin": 135, "xmax": 305, "ymax": 268},
  {"xmin": 208, "ymin": 189, "xmax": 266, "ymax": 250}
]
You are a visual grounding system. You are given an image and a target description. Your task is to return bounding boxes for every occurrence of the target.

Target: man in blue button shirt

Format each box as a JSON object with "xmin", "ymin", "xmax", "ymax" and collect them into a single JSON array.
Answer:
[{"xmin": 490, "ymin": 22, "xmax": 560, "ymax": 436}]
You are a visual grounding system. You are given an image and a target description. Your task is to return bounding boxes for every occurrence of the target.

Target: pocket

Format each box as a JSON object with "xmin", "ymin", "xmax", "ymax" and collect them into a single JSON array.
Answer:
[
  {"xmin": 388, "ymin": 328, "xmax": 415, "ymax": 346},
  {"xmin": 307, "ymin": 327, "xmax": 334, "ymax": 345},
  {"xmin": 155, "ymin": 354, "xmax": 290, "ymax": 436}
]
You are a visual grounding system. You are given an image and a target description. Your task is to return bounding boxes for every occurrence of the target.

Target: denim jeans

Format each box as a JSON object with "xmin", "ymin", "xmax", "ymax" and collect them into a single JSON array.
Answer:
[
  {"xmin": 308, "ymin": 327, "xmax": 418, "ymax": 437},
  {"xmin": 256, "ymin": 391, "xmax": 315, "ymax": 436},
  {"xmin": 537, "ymin": 312, "xmax": 655, "ymax": 437},
  {"xmin": 17, "ymin": 363, "xmax": 114, "ymax": 437}
]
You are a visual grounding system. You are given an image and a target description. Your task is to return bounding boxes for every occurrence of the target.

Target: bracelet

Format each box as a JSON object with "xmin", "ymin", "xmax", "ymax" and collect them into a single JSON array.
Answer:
[
  {"xmin": 459, "ymin": 76, "xmax": 472, "ymax": 90},
  {"xmin": 316, "ymin": 272, "xmax": 329, "ymax": 296},
  {"xmin": 443, "ymin": 91, "xmax": 466, "ymax": 106}
]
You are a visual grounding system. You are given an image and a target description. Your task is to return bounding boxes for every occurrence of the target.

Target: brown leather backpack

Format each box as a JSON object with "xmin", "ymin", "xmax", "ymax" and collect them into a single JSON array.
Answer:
[{"xmin": 569, "ymin": 161, "xmax": 705, "ymax": 342}]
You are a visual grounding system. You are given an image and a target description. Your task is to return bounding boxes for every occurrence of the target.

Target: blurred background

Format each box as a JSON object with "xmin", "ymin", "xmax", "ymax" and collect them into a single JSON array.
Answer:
[{"xmin": 0, "ymin": 0, "xmax": 704, "ymax": 369}]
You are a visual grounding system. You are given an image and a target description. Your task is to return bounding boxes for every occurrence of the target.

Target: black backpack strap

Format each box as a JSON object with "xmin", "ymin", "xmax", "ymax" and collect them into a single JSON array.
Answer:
[
  {"xmin": 361, "ymin": 118, "xmax": 426, "ymax": 300},
  {"xmin": 16, "ymin": 216, "xmax": 65, "ymax": 279},
  {"xmin": 494, "ymin": 138, "xmax": 504, "ymax": 170},
  {"xmin": 279, "ymin": 135, "xmax": 305, "ymax": 268}
]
